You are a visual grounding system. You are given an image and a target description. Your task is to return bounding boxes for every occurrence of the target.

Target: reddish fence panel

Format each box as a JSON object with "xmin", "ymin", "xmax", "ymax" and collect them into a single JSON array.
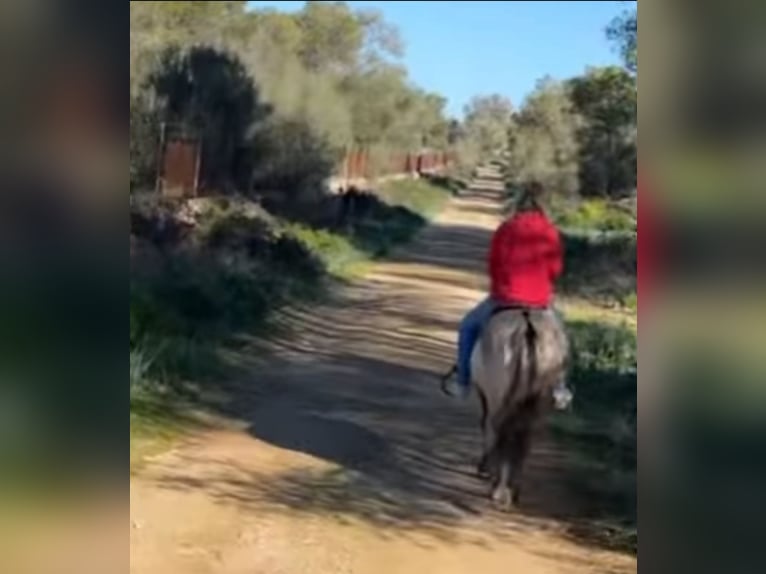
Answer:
[
  {"xmin": 160, "ymin": 138, "xmax": 200, "ymax": 198},
  {"xmin": 335, "ymin": 146, "xmax": 456, "ymax": 183}
]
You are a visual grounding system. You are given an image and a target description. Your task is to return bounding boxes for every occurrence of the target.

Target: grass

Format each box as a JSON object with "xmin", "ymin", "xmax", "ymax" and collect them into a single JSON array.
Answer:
[
  {"xmin": 559, "ymin": 230, "xmax": 636, "ymax": 307},
  {"xmin": 551, "ymin": 315, "xmax": 637, "ymax": 553},
  {"xmin": 551, "ymin": 197, "xmax": 636, "ymax": 234},
  {"xmin": 285, "ymin": 223, "xmax": 368, "ymax": 279},
  {"xmin": 377, "ymin": 177, "xmax": 452, "ymax": 220},
  {"xmin": 541, "ymin": 192, "xmax": 637, "ymax": 551},
  {"xmin": 130, "ymin": 176, "xmax": 453, "ymax": 463},
  {"xmin": 340, "ymin": 177, "xmax": 452, "ymax": 257}
]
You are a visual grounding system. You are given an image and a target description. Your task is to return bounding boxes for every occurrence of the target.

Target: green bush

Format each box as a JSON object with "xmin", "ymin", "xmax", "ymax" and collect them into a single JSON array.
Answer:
[
  {"xmin": 130, "ymin": 342, "xmax": 160, "ymax": 392},
  {"xmin": 560, "ymin": 231, "xmax": 636, "ymax": 302},
  {"xmin": 330, "ymin": 178, "xmax": 450, "ymax": 257},
  {"xmin": 567, "ymin": 319, "xmax": 637, "ymax": 372},
  {"xmin": 552, "ymin": 319, "xmax": 637, "ymax": 551},
  {"xmin": 378, "ymin": 178, "xmax": 451, "ymax": 219},
  {"xmin": 554, "ymin": 198, "xmax": 635, "ymax": 232},
  {"xmin": 284, "ymin": 223, "xmax": 365, "ymax": 278},
  {"xmin": 130, "ymin": 176, "xmax": 451, "ymax": 446}
]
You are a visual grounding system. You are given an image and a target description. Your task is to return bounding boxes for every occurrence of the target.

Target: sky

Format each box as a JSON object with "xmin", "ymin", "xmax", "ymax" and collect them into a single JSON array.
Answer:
[{"xmin": 247, "ymin": 1, "xmax": 631, "ymax": 117}]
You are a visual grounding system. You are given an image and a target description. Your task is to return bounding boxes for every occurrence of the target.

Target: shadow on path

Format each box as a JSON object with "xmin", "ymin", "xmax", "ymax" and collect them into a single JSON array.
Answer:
[{"xmin": 146, "ymin": 167, "xmax": 634, "ymax": 561}]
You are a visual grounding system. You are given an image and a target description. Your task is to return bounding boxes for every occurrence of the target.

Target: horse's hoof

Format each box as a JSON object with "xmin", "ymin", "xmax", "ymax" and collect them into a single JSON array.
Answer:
[{"xmin": 491, "ymin": 486, "xmax": 514, "ymax": 512}]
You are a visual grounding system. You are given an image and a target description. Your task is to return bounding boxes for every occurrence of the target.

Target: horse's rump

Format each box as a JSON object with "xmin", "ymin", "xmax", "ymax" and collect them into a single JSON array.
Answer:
[{"xmin": 473, "ymin": 308, "xmax": 568, "ymax": 426}]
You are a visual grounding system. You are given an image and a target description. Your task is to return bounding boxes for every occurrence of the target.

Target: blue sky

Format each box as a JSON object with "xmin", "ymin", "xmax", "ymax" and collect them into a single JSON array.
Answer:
[{"xmin": 247, "ymin": 1, "xmax": 632, "ymax": 117}]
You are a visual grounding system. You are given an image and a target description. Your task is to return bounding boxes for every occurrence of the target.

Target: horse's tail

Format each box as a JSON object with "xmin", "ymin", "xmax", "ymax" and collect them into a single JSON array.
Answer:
[{"xmin": 494, "ymin": 310, "xmax": 538, "ymax": 429}]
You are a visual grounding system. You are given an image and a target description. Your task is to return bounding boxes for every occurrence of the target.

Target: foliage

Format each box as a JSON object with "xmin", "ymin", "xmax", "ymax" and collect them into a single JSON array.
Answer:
[
  {"xmin": 560, "ymin": 231, "xmax": 636, "ymax": 304},
  {"xmin": 296, "ymin": 1, "xmax": 366, "ymax": 73},
  {"xmin": 148, "ymin": 46, "xmax": 270, "ymax": 192},
  {"xmin": 340, "ymin": 178, "xmax": 450, "ymax": 256},
  {"xmin": 130, "ymin": 95, "xmax": 162, "ymax": 191},
  {"xmin": 506, "ymin": 66, "xmax": 636, "ymax": 201},
  {"xmin": 462, "ymin": 94, "xmax": 513, "ymax": 157},
  {"xmin": 130, "ymin": 342, "xmax": 160, "ymax": 393},
  {"xmin": 130, "ymin": 176, "xmax": 451, "ymax": 409},
  {"xmin": 607, "ymin": 8, "xmax": 637, "ymax": 74},
  {"xmin": 568, "ymin": 66, "xmax": 637, "ymax": 198},
  {"xmin": 553, "ymin": 198, "xmax": 636, "ymax": 232},
  {"xmin": 377, "ymin": 177, "xmax": 452, "ymax": 220},
  {"xmin": 130, "ymin": 1, "xmax": 451, "ymax": 196},
  {"xmin": 250, "ymin": 116, "xmax": 337, "ymax": 205},
  {"xmin": 507, "ymin": 78, "xmax": 582, "ymax": 196},
  {"xmin": 552, "ymin": 319, "xmax": 637, "ymax": 551},
  {"xmin": 285, "ymin": 223, "xmax": 366, "ymax": 278},
  {"xmin": 340, "ymin": 65, "xmax": 449, "ymax": 150}
]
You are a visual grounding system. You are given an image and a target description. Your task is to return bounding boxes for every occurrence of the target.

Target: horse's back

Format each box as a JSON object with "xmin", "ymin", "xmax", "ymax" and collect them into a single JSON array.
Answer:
[
  {"xmin": 472, "ymin": 308, "xmax": 567, "ymax": 417},
  {"xmin": 471, "ymin": 310, "xmax": 526, "ymax": 407}
]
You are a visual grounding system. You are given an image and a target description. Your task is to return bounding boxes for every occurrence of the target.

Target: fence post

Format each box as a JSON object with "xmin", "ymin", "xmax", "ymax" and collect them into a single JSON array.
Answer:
[
  {"xmin": 192, "ymin": 135, "xmax": 202, "ymax": 197},
  {"xmin": 155, "ymin": 121, "xmax": 166, "ymax": 195}
]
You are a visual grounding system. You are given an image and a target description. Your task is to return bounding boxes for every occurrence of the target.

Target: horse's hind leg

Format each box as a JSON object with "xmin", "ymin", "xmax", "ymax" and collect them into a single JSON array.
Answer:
[
  {"xmin": 490, "ymin": 444, "xmax": 513, "ymax": 511},
  {"xmin": 479, "ymin": 419, "xmax": 498, "ymax": 479},
  {"xmin": 476, "ymin": 391, "xmax": 492, "ymax": 478}
]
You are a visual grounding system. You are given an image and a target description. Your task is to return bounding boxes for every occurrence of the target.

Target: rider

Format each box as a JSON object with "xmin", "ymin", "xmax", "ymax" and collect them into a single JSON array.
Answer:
[{"xmin": 441, "ymin": 180, "xmax": 568, "ymax": 400}]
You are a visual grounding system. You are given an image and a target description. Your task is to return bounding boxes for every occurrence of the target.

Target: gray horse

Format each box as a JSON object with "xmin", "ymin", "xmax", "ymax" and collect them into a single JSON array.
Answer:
[{"xmin": 472, "ymin": 307, "xmax": 569, "ymax": 510}]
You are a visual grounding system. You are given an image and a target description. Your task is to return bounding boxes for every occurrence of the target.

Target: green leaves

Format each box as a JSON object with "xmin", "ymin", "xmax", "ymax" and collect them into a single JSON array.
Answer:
[
  {"xmin": 462, "ymin": 94, "xmax": 514, "ymax": 157},
  {"xmin": 606, "ymin": 9, "xmax": 637, "ymax": 74}
]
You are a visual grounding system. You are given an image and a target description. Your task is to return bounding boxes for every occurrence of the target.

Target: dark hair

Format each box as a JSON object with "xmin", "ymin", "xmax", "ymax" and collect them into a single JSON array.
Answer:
[{"xmin": 515, "ymin": 181, "xmax": 549, "ymax": 212}]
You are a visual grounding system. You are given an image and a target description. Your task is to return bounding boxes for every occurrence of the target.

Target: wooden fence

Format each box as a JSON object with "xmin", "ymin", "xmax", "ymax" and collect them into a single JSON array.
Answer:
[
  {"xmin": 156, "ymin": 129, "xmax": 457, "ymax": 199},
  {"xmin": 336, "ymin": 148, "xmax": 456, "ymax": 181},
  {"xmin": 156, "ymin": 123, "xmax": 201, "ymax": 199}
]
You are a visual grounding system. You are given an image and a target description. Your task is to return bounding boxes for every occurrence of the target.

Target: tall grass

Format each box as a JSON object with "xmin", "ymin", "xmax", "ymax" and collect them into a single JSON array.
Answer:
[
  {"xmin": 553, "ymin": 198, "xmax": 636, "ymax": 233},
  {"xmin": 284, "ymin": 223, "xmax": 367, "ymax": 278},
  {"xmin": 344, "ymin": 178, "xmax": 451, "ymax": 256},
  {"xmin": 378, "ymin": 177, "xmax": 452, "ymax": 220},
  {"xmin": 552, "ymin": 319, "xmax": 637, "ymax": 552}
]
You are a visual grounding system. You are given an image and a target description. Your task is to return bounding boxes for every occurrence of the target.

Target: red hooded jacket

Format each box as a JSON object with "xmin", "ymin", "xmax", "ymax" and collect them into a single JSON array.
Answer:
[{"xmin": 488, "ymin": 210, "xmax": 563, "ymax": 307}]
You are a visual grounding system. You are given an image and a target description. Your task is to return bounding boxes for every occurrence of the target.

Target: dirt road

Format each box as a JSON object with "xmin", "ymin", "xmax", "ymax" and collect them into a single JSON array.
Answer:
[{"xmin": 130, "ymin": 168, "xmax": 636, "ymax": 574}]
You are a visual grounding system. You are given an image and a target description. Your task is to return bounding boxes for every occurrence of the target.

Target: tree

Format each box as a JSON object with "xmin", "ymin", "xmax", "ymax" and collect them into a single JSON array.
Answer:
[
  {"xmin": 297, "ymin": 1, "xmax": 365, "ymax": 73},
  {"xmin": 508, "ymin": 78, "xmax": 582, "ymax": 196},
  {"xmin": 462, "ymin": 94, "xmax": 513, "ymax": 157},
  {"xmin": 607, "ymin": 7, "xmax": 637, "ymax": 74},
  {"xmin": 231, "ymin": 10, "xmax": 354, "ymax": 149},
  {"xmin": 147, "ymin": 46, "xmax": 271, "ymax": 192},
  {"xmin": 129, "ymin": 0, "xmax": 450, "ymax": 195},
  {"xmin": 569, "ymin": 66, "xmax": 637, "ymax": 197},
  {"xmin": 357, "ymin": 8, "xmax": 405, "ymax": 64}
]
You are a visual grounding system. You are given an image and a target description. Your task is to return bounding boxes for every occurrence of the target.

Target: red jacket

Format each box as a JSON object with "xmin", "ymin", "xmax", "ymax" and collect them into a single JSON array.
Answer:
[{"xmin": 488, "ymin": 210, "xmax": 563, "ymax": 307}]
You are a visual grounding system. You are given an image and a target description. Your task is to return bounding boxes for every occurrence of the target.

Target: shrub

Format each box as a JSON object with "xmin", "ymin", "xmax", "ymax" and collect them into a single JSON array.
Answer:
[
  {"xmin": 378, "ymin": 178, "xmax": 451, "ymax": 219},
  {"xmin": 560, "ymin": 231, "xmax": 636, "ymax": 302},
  {"xmin": 284, "ymin": 224, "xmax": 364, "ymax": 278},
  {"xmin": 130, "ymin": 342, "xmax": 160, "ymax": 393},
  {"xmin": 554, "ymin": 198, "xmax": 635, "ymax": 233},
  {"xmin": 552, "ymin": 319, "xmax": 637, "ymax": 551}
]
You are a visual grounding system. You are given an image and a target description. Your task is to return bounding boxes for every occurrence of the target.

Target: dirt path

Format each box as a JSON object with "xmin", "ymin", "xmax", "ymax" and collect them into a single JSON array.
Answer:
[{"xmin": 130, "ymin": 168, "xmax": 636, "ymax": 574}]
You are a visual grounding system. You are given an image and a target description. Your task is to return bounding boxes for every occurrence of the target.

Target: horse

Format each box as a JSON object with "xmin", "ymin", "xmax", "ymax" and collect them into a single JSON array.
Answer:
[{"xmin": 471, "ymin": 307, "xmax": 569, "ymax": 510}]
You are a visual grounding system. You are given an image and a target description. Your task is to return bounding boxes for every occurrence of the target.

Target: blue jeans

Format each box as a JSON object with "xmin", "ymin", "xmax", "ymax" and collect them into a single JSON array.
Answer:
[{"xmin": 457, "ymin": 297, "xmax": 495, "ymax": 389}]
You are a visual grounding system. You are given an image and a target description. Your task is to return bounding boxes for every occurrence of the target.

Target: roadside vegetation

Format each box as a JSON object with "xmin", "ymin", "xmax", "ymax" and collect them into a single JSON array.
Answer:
[
  {"xmin": 130, "ymin": 2, "xmax": 465, "ymax": 455},
  {"xmin": 129, "ymin": 1, "xmax": 639, "ymax": 552},
  {"xmin": 130, "ymin": 177, "xmax": 451, "ymax": 451}
]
